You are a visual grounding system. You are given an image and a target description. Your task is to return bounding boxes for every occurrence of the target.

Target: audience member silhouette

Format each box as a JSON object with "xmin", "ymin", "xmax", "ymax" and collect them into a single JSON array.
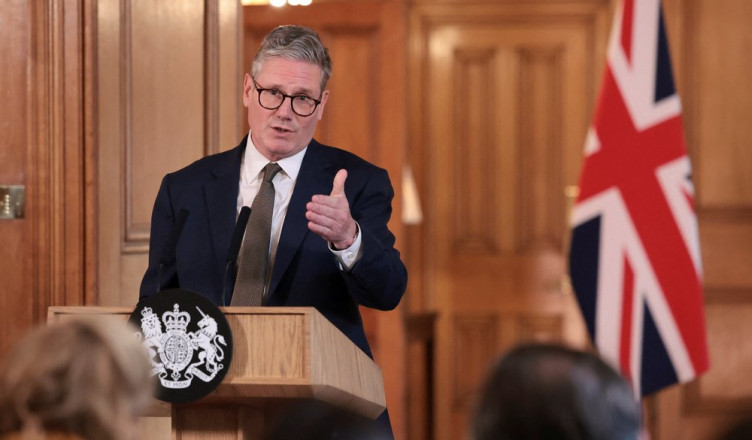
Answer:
[
  {"xmin": 0, "ymin": 318, "xmax": 155, "ymax": 440},
  {"xmin": 265, "ymin": 399, "xmax": 389, "ymax": 440},
  {"xmin": 472, "ymin": 343, "xmax": 640, "ymax": 440},
  {"xmin": 717, "ymin": 417, "xmax": 752, "ymax": 440}
]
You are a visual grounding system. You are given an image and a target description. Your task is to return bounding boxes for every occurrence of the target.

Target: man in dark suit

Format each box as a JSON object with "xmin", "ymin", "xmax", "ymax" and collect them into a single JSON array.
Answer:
[
  {"xmin": 141, "ymin": 23, "xmax": 406, "ymax": 356},
  {"xmin": 139, "ymin": 25, "xmax": 407, "ymax": 420}
]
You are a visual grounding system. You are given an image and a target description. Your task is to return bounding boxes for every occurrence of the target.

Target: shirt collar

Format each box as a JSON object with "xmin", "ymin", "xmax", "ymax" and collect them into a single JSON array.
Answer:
[{"xmin": 242, "ymin": 131, "xmax": 307, "ymax": 183}]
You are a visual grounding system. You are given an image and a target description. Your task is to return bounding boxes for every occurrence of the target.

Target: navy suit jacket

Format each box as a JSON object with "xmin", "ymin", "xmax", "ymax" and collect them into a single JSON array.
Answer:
[{"xmin": 139, "ymin": 137, "xmax": 407, "ymax": 358}]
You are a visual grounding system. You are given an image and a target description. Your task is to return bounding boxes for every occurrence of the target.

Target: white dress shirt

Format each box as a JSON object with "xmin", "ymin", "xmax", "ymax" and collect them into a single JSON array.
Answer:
[{"xmin": 237, "ymin": 132, "xmax": 362, "ymax": 273}]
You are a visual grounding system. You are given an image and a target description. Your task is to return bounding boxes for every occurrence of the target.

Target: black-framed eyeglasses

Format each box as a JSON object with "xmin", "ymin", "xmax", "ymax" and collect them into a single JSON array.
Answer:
[{"xmin": 253, "ymin": 80, "xmax": 322, "ymax": 117}]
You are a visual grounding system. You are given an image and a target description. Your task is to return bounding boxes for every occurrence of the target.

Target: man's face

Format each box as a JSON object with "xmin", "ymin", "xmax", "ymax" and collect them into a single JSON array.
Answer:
[{"xmin": 243, "ymin": 57, "xmax": 329, "ymax": 161}]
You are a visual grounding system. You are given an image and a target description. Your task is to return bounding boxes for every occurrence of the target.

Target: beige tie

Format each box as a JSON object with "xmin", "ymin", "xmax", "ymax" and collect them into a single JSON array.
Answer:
[{"xmin": 231, "ymin": 162, "xmax": 282, "ymax": 306}]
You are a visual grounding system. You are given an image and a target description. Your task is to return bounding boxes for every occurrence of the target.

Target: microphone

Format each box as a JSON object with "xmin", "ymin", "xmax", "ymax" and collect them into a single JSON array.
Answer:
[
  {"xmin": 221, "ymin": 206, "xmax": 251, "ymax": 306},
  {"xmin": 156, "ymin": 209, "xmax": 190, "ymax": 294}
]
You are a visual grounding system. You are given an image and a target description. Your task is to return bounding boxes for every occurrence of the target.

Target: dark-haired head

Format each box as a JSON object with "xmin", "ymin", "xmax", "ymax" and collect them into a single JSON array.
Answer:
[{"xmin": 472, "ymin": 343, "xmax": 640, "ymax": 440}]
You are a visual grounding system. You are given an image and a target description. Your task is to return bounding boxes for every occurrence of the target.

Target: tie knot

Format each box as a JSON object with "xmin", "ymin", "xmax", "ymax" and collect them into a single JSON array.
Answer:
[{"xmin": 263, "ymin": 163, "xmax": 282, "ymax": 183}]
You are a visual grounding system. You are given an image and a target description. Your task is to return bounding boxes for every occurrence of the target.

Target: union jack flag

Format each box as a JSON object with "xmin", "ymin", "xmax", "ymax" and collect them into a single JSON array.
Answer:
[{"xmin": 568, "ymin": 0, "xmax": 709, "ymax": 396}]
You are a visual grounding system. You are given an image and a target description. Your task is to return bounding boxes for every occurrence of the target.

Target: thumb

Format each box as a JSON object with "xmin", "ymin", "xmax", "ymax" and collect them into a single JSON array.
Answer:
[{"xmin": 330, "ymin": 169, "xmax": 348, "ymax": 197}]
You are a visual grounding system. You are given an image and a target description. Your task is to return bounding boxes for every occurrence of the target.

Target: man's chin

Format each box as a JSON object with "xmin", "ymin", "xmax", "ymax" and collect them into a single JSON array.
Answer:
[{"xmin": 262, "ymin": 142, "xmax": 302, "ymax": 161}]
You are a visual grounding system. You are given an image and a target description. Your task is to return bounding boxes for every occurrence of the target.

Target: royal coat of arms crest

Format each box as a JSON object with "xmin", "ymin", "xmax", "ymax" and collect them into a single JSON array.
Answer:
[{"xmin": 137, "ymin": 303, "xmax": 228, "ymax": 389}]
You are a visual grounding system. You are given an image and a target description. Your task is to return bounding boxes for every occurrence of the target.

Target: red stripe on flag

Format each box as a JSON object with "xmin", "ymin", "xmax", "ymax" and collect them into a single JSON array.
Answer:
[
  {"xmin": 620, "ymin": 256, "xmax": 635, "ymax": 383},
  {"xmin": 621, "ymin": 0, "xmax": 635, "ymax": 64}
]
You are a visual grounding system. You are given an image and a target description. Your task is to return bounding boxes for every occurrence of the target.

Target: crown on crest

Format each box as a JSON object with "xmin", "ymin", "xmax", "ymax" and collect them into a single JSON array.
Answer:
[
  {"xmin": 162, "ymin": 303, "xmax": 190, "ymax": 332},
  {"xmin": 141, "ymin": 307, "xmax": 156, "ymax": 319}
]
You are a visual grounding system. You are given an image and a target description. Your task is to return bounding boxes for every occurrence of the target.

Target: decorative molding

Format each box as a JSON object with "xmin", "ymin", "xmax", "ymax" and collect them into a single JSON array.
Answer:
[
  {"xmin": 450, "ymin": 312, "xmax": 564, "ymax": 410},
  {"xmin": 681, "ymin": 293, "xmax": 752, "ymax": 415},
  {"xmin": 698, "ymin": 207, "xmax": 752, "ymax": 222},
  {"xmin": 406, "ymin": 312, "xmax": 438, "ymax": 342},
  {"xmin": 29, "ymin": 0, "xmax": 55, "ymax": 321},
  {"xmin": 30, "ymin": 0, "xmax": 89, "ymax": 313},
  {"xmin": 83, "ymin": 0, "xmax": 99, "ymax": 303},
  {"xmin": 516, "ymin": 46, "xmax": 565, "ymax": 252},
  {"xmin": 205, "ymin": 0, "xmax": 220, "ymax": 156},
  {"xmin": 410, "ymin": 3, "xmax": 607, "ymax": 27},
  {"xmin": 122, "ymin": 0, "xmax": 224, "ymax": 253},
  {"xmin": 120, "ymin": 0, "xmax": 149, "ymax": 253},
  {"xmin": 679, "ymin": 0, "xmax": 702, "ymax": 204},
  {"xmin": 683, "ymin": 381, "xmax": 752, "ymax": 416},
  {"xmin": 452, "ymin": 314, "xmax": 498, "ymax": 409},
  {"xmin": 703, "ymin": 287, "xmax": 752, "ymax": 303},
  {"xmin": 452, "ymin": 48, "xmax": 498, "ymax": 255}
]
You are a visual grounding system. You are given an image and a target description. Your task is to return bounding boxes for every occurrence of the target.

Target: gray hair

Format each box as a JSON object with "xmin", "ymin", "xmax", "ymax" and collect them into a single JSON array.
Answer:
[
  {"xmin": 251, "ymin": 25, "xmax": 332, "ymax": 93},
  {"xmin": 0, "ymin": 318, "xmax": 155, "ymax": 440}
]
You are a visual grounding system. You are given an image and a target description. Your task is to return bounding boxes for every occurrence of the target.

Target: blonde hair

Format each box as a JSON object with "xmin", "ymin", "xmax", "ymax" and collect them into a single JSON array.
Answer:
[{"xmin": 0, "ymin": 318, "xmax": 155, "ymax": 440}]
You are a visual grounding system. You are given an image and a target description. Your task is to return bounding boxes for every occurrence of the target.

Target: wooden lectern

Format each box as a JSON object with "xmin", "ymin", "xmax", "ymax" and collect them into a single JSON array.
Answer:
[{"xmin": 48, "ymin": 306, "xmax": 386, "ymax": 440}]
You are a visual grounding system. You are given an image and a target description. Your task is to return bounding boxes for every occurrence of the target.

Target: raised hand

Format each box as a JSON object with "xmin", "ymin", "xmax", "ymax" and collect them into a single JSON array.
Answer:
[{"xmin": 306, "ymin": 169, "xmax": 357, "ymax": 249}]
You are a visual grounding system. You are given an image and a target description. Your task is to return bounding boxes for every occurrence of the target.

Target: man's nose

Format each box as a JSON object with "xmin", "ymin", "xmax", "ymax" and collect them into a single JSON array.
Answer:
[{"xmin": 274, "ymin": 98, "xmax": 295, "ymax": 118}]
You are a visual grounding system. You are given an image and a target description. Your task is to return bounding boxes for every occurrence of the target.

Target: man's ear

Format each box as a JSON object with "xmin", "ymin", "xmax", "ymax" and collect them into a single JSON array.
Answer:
[
  {"xmin": 242, "ymin": 73, "xmax": 254, "ymax": 108},
  {"xmin": 316, "ymin": 89, "xmax": 330, "ymax": 121}
]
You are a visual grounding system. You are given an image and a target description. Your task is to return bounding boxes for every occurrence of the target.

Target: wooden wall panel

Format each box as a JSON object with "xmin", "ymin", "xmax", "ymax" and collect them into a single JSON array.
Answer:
[
  {"xmin": 322, "ymin": 30, "xmax": 379, "ymax": 161},
  {"xmin": 518, "ymin": 48, "xmax": 565, "ymax": 251},
  {"xmin": 0, "ymin": 0, "xmax": 93, "ymax": 357},
  {"xmin": 452, "ymin": 49, "xmax": 498, "ymax": 254},
  {"xmin": 450, "ymin": 312, "xmax": 564, "ymax": 412},
  {"xmin": 654, "ymin": 298, "xmax": 752, "ymax": 440},
  {"xmin": 0, "ymin": 0, "xmax": 33, "ymax": 358},
  {"xmin": 693, "ymin": 300, "xmax": 752, "ymax": 405},
  {"xmin": 693, "ymin": 0, "xmax": 752, "ymax": 209},
  {"xmin": 452, "ymin": 315, "xmax": 498, "ymax": 409},
  {"xmin": 218, "ymin": 1, "xmax": 244, "ymax": 148},
  {"xmin": 651, "ymin": 0, "xmax": 752, "ymax": 438},
  {"xmin": 127, "ymin": 0, "xmax": 206, "ymax": 247},
  {"xmin": 700, "ymin": 219, "xmax": 752, "ymax": 288},
  {"xmin": 97, "ymin": 0, "xmax": 241, "ymax": 306},
  {"xmin": 0, "ymin": 4, "xmax": 29, "ymax": 182}
]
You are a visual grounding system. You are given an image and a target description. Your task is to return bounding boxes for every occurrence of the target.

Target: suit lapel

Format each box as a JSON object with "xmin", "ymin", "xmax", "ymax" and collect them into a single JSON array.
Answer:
[
  {"xmin": 205, "ymin": 141, "xmax": 245, "ymax": 269},
  {"xmin": 269, "ymin": 142, "xmax": 336, "ymax": 296}
]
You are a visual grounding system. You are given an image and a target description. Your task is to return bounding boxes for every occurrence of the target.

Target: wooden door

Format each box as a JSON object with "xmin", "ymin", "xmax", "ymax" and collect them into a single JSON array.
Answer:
[
  {"xmin": 241, "ymin": 2, "xmax": 409, "ymax": 436},
  {"xmin": 407, "ymin": 2, "xmax": 622, "ymax": 439},
  {"xmin": 408, "ymin": 4, "xmax": 613, "ymax": 438}
]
